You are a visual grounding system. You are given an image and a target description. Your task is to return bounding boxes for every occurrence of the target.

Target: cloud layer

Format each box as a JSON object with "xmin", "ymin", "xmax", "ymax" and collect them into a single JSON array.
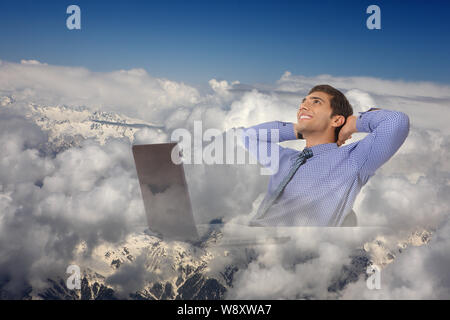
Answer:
[{"xmin": 1, "ymin": 59, "xmax": 449, "ymax": 298}]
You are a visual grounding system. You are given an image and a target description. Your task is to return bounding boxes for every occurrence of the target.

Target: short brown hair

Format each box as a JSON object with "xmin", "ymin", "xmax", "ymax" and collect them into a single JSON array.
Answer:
[{"xmin": 308, "ymin": 84, "xmax": 353, "ymax": 142}]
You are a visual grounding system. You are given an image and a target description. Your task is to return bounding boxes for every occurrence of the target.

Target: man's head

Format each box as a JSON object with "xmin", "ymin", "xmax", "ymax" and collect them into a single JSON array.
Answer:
[{"xmin": 296, "ymin": 84, "xmax": 353, "ymax": 142}]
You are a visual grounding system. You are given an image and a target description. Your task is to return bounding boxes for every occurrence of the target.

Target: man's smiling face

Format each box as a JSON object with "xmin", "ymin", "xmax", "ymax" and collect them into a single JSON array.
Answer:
[{"xmin": 296, "ymin": 91, "xmax": 335, "ymax": 134}]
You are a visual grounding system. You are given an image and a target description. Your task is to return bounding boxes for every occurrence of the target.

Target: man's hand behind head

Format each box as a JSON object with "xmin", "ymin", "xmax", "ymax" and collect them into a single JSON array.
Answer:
[{"xmin": 337, "ymin": 115, "xmax": 357, "ymax": 146}]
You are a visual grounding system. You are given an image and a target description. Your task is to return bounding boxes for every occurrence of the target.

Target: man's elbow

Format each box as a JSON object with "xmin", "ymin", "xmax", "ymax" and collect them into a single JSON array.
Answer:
[{"xmin": 393, "ymin": 111, "xmax": 410, "ymax": 141}]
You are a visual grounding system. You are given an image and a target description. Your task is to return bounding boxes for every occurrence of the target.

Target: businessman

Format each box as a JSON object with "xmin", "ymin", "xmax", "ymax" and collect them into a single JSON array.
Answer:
[{"xmin": 240, "ymin": 84, "xmax": 410, "ymax": 227}]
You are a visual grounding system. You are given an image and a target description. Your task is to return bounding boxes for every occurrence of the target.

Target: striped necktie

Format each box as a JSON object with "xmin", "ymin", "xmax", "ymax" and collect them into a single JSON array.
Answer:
[{"xmin": 253, "ymin": 147, "xmax": 313, "ymax": 221}]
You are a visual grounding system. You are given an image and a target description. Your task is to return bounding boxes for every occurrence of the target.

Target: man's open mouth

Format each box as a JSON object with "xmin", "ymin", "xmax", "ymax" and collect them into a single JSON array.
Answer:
[{"xmin": 299, "ymin": 115, "xmax": 313, "ymax": 120}]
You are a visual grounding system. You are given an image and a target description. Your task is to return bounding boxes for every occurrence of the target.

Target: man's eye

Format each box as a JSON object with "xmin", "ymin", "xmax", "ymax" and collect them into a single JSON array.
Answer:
[{"xmin": 314, "ymin": 100, "xmax": 320, "ymax": 103}]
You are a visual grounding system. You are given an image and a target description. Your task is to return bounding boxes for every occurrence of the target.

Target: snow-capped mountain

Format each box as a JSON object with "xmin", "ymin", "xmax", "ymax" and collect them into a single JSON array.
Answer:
[
  {"xmin": 0, "ymin": 98, "xmax": 434, "ymax": 299},
  {"xmin": 0, "ymin": 97, "xmax": 164, "ymax": 155},
  {"xmin": 363, "ymin": 229, "xmax": 433, "ymax": 268},
  {"xmin": 32, "ymin": 230, "xmax": 231, "ymax": 300},
  {"xmin": 25, "ymin": 227, "xmax": 432, "ymax": 300}
]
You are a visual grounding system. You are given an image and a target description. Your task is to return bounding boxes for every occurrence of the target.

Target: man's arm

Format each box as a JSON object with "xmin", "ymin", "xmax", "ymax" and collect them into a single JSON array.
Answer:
[
  {"xmin": 241, "ymin": 121, "xmax": 302, "ymax": 143},
  {"xmin": 236, "ymin": 121, "xmax": 302, "ymax": 170},
  {"xmin": 341, "ymin": 108, "xmax": 410, "ymax": 179}
]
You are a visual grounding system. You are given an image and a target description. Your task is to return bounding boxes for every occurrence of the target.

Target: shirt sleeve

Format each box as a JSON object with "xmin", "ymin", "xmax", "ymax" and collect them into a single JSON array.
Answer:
[
  {"xmin": 350, "ymin": 108, "xmax": 410, "ymax": 179},
  {"xmin": 235, "ymin": 121, "xmax": 299, "ymax": 171}
]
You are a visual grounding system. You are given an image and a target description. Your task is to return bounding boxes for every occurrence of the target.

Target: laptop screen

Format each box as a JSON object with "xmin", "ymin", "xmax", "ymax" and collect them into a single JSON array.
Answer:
[{"xmin": 132, "ymin": 143, "xmax": 199, "ymax": 241}]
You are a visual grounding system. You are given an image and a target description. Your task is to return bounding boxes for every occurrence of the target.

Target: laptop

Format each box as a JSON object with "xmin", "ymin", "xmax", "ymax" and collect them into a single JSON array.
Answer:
[{"xmin": 132, "ymin": 142, "xmax": 291, "ymax": 246}]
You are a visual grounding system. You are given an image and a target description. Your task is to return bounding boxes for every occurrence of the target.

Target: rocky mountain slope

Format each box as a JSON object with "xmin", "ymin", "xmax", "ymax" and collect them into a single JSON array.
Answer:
[{"xmin": 0, "ymin": 98, "xmax": 433, "ymax": 299}]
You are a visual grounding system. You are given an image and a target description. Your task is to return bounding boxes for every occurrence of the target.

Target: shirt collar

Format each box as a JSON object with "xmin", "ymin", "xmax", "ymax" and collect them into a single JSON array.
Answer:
[
  {"xmin": 290, "ymin": 142, "xmax": 338, "ymax": 164},
  {"xmin": 308, "ymin": 142, "xmax": 339, "ymax": 156}
]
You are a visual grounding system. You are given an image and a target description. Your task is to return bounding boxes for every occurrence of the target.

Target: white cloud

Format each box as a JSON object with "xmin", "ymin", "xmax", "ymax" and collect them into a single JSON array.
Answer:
[
  {"xmin": 0, "ymin": 59, "xmax": 449, "ymax": 299},
  {"xmin": 341, "ymin": 219, "xmax": 450, "ymax": 299},
  {"xmin": 20, "ymin": 59, "xmax": 47, "ymax": 65},
  {"xmin": 0, "ymin": 60, "xmax": 201, "ymax": 124}
]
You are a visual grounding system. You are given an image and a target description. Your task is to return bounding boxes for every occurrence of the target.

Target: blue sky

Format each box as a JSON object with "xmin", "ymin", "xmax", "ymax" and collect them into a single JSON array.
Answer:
[{"xmin": 0, "ymin": 0, "xmax": 449, "ymax": 85}]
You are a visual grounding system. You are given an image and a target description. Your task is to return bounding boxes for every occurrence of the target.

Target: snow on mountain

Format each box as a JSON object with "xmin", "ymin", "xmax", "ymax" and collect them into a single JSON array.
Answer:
[
  {"xmin": 0, "ymin": 95, "xmax": 14, "ymax": 107},
  {"xmin": 363, "ymin": 229, "xmax": 433, "ymax": 268},
  {"xmin": 25, "ymin": 227, "xmax": 432, "ymax": 300},
  {"xmin": 0, "ymin": 96, "xmax": 434, "ymax": 299},
  {"xmin": 0, "ymin": 98, "xmax": 165, "ymax": 153},
  {"xmin": 31, "ymin": 230, "xmax": 232, "ymax": 300}
]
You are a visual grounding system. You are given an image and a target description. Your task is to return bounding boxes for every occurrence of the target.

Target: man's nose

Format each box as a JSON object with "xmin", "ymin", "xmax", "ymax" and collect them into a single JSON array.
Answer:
[{"xmin": 300, "ymin": 103, "xmax": 310, "ymax": 111}]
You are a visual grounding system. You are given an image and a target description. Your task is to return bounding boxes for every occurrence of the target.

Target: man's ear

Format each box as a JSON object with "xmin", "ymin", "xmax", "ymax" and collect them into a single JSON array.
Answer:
[{"xmin": 331, "ymin": 115, "xmax": 346, "ymax": 128}]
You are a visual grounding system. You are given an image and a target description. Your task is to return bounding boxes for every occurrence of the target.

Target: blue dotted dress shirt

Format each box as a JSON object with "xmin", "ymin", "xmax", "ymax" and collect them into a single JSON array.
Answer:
[{"xmin": 239, "ymin": 109, "xmax": 410, "ymax": 227}]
